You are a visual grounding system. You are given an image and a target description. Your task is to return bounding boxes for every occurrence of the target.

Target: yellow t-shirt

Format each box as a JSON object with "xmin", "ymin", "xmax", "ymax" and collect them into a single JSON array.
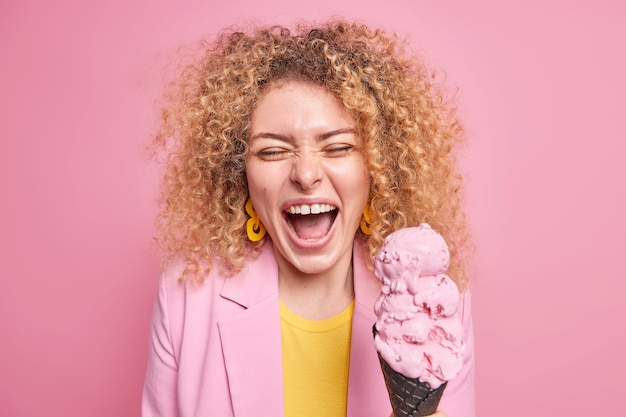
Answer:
[{"xmin": 280, "ymin": 300, "xmax": 354, "ymax": 417}]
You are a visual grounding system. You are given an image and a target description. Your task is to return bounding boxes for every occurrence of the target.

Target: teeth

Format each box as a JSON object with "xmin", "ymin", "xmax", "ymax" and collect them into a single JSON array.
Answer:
[{"xmin": 287, "ymin": 204, "xmax": 336, "ymax": 215}]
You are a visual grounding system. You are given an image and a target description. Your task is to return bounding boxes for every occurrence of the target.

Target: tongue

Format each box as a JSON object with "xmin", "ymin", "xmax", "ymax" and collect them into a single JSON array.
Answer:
[{"xmin": 290, "ymin": 212, "xmax": 333, "ymax": 240}]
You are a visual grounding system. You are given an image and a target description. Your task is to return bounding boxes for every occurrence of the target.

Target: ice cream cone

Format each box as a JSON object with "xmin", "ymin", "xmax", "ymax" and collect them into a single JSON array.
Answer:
[
  {"xmin": 377, "ymin": 353, "xmax": 446, "ymax": 417},
  {"xmin": 371, "ymin": 226, "xmax": 463, "ymax": 416},
  {"xmin": 373, "ymin": 325, "xmax": 446, "ymax": 417}
]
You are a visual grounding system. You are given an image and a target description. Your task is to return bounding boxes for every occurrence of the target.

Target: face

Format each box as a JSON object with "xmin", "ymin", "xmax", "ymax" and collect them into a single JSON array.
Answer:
[{"xmin": 245, "ymin": 80, "xmax": 370, "ymax": 277}]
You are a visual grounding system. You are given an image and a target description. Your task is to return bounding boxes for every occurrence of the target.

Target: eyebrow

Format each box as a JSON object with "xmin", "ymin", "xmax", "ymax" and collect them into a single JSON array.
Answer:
[{"xmin": 249, "ymin": 128, "xmax": 357, "ymax": 142}]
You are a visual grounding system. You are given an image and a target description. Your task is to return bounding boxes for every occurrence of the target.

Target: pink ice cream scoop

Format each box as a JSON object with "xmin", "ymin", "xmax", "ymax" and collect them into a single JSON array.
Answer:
[{"xmin": 373, "ymin": 224, "xmax": 465, "ymax": 390}]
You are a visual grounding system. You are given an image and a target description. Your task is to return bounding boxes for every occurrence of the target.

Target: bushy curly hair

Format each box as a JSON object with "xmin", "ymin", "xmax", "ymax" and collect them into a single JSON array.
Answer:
[{"xmin": 153, "ymin": 19, "xmax": 472, "ymax": 289}]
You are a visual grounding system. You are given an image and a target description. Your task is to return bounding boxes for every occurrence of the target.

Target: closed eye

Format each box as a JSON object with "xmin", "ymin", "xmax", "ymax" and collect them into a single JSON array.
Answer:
[
  {"xmin": 254, "ymin": 148, "xmax": 293, "ymax": 161},
  {"xmin": 321, "ymin": 144, "xmax": 354, "ymax": 157}
]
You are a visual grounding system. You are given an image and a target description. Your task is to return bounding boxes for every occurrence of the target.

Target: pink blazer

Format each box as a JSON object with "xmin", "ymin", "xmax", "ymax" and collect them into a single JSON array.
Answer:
[{"xmin": 142, "ymin": 240, "xmax": 475, "ymax": 417}]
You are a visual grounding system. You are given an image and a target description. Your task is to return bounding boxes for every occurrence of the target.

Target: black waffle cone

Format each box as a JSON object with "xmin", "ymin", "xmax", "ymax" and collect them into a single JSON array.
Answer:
[
  {"xmin": 374, "ymin": 325, "xmax": 446, "ymax": 416},
  {"xmin": 377, "ymin": 353, "xmax": 447, "ymax": 416}
]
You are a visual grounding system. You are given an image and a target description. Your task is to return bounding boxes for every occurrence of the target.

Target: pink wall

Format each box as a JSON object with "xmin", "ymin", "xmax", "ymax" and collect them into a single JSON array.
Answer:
[{"xmin": 2, "ymin": 1, "xmax": 624, "ymax": 415}]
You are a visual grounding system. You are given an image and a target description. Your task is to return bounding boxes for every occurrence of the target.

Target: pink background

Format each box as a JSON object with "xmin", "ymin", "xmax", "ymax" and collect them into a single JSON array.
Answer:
[{"xmin": 2, "ymin": 0, "xmax": 625, "ymax": 415}]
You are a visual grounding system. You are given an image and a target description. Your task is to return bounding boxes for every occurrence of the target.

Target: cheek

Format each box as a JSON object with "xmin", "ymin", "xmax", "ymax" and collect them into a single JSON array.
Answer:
[
  {"xmin": 350, "ymin": 159, "xmax": 371, "ymax": 195},
  {"xmin": 245, "ymin": 161, "xmax": 283, "ymax": 214},
  {"xmin": 246, "ymin": 180, "xmax": 266, "ymax": 201},
  {"xmin": 247, "ymin": 169, "xmax": 278, "ymax": 198},
  {"xmin": 245, "ymin": 160, "xmax": 265, "ymax": 196}
]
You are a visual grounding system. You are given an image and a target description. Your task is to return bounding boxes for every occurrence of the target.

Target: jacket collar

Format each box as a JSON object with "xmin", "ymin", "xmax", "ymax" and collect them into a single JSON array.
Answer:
[
  {"xmin": 351, "ymin": 238, "xmax": 380, "ymax": 313},
  {"xmin": 219, "ymin": 238, "xmax": 380, "ymax": 308},
  {"xmin": 219, "ymin": 241, "xmax": 279, "ymax": 308},
  {"xmin": 347, "ymin": 239, "xmax": 390, "ymax": 416}
]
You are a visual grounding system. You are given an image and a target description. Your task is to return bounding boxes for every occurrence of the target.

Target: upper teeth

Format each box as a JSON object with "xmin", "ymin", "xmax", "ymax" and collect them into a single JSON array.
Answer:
[{"xmin": 287, "ymin": 204, "xmax": 336, "ymax": 215}]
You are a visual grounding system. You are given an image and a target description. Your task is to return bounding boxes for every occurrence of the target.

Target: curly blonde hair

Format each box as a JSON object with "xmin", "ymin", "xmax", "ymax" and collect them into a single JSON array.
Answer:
[{"xmin": 153, "ymin": 19, "xmax": 472, "ymax": 289}]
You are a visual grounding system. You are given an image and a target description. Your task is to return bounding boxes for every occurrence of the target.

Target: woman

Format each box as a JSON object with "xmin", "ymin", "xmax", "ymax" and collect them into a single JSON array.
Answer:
[{"xmin": 143, "ymin": 19, "xmax": 475, "ymax": 417}]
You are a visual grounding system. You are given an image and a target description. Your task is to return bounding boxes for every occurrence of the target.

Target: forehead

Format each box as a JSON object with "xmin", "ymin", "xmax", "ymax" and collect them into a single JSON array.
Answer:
[
  {"xmin": 255, "ymin": 79, "xmax": 342, "ymax": 108},
  {"xmin": 250, "ymin": 80, "xmax": 354, "ymax": 132}
]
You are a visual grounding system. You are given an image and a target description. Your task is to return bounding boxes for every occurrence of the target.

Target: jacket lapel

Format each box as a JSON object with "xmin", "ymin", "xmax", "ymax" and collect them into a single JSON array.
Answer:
[
  {"xmin": 347, "ymin": 241, "xmax": 390, "ymax": 416},
  {"xmin": 218, "ymin": 243, "xmax": 284, "ymax": 417}
]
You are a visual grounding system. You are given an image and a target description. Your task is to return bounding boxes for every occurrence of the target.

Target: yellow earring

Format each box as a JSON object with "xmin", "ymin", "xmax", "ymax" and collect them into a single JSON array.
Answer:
[
  {"xmin": 245, "ymin": 198, "xmax": 266, "ymax": 242},
  {"xmin": 360, "ymin": 203, "xmax": 374, "ymax": 235}
]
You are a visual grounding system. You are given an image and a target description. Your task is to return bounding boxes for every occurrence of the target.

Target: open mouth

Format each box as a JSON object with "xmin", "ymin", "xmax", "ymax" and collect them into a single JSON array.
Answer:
[{"xmin": 285, "ymin": 203, "xmax": 337, "ymax": 240}]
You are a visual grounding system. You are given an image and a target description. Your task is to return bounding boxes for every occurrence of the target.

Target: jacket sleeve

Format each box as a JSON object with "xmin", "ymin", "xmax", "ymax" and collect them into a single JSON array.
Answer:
[
  {"xmin": 438, "ymin": 290, "xmax": 476, "ymax": 417},
  {"xmin": 142, "ymin": 274, "xmax": 179, "ymax": 417}
]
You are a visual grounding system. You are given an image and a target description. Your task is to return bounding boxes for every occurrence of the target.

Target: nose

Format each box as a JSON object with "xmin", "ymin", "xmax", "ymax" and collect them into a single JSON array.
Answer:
[{"xmin": 290, "ymin": 149, "xmax": 323, "ymax": 190}]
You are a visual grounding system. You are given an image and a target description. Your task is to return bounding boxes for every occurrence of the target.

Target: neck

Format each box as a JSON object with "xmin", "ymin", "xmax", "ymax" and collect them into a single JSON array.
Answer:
[{"xmin": 278, "ymin": 254, "xmax": 354, "ymax": 320}]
